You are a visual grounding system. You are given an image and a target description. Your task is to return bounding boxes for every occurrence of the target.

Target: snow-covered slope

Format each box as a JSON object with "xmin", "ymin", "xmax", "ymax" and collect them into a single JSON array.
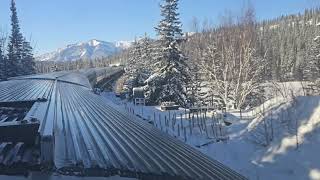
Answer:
[
  {"xmin": 37, "ymin": 39, "xmax": 132, "ymax": 62},
  {"xmin": 189, "ymin": 95, "xmax": 319, "ymax": 180}
]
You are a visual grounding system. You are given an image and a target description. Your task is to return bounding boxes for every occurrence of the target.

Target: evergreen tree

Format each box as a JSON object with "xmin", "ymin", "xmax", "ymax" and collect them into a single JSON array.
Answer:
[
  {"xmin": 0, "ymin": 38, "xmax": 6, "ymax": 80},
  {"xmin": 21, "ymin": 39, "xmax": 36, "ymax": 75},
  {"xmin": 145, "ymin": 0, "xmax": 190, "ymax": 106},
  {"xmin": 137, "ymin": 34, "xmax": 153, "ymax": 85},
  {"xmin": 304, "ymin": 35, "xmax": 320, "ymax": 81},
  {"xmin": 127, "ymin": 38, "xmax": 142, "ymax": 83},
  {"xmin": 7, "ymin": 0, "xmax": 24, "ymax": 77},
  {"xmin": 121, "ymin": 38, "xmax": 142, "ymax": 97}
]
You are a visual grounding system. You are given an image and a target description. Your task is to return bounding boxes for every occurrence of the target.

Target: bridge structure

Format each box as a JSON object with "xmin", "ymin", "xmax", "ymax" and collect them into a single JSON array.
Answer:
[{"xmin": 0, "ymin": 67, "xmax": 246, "ymax": 180}]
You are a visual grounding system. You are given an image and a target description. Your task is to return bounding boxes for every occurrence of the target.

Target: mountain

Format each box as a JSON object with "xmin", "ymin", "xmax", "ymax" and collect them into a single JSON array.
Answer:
[{"xmin": 36, "ymin": 39, "xmax": 132, "ymax": 62}]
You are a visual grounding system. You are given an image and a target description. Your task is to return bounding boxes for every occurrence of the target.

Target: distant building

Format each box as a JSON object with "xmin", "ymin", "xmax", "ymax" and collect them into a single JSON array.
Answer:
[{"xmin": 133, "ymin": 87, "xmax": 145, "ymax": 106}]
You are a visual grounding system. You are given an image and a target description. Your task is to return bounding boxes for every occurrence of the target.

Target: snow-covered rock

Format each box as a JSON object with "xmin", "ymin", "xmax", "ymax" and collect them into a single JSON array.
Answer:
[{"xmin": 36, "ymin": 39, "xmax": 132, "ymax": 62}]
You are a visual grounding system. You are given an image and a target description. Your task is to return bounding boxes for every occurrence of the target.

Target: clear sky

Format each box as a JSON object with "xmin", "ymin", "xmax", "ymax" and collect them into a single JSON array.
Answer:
[{"xmin": 0, "ymin": 0, "xmax": 319, "ymax": 55}]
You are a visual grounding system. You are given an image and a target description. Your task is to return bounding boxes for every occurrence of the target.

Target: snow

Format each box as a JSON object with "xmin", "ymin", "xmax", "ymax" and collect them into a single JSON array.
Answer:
[
  {"xmin": 269, "ymin": 24, "xmax": 279, "ymax": 29},
  {"xmin": 80, "ymin": 50, "xmax": 87, "ymax": 57},
  {"xmin": 144, "ymin": 72, "xmax": 160, "ymax": 84},
  {"xmin": 102, "ymin": 88, "xmax": 320, "ymax": 180},
  {"xmin": 115, "ymin": 40, "xmax": 133, "ymax": 49},
  {"xmin": 264, "ymin": 81, "xmax": 307, "ymax": 97},
  {"xmin": 307, "ymin": 19, "xmax": 313, "ymax": 25},
  {"xmin": 310, "ymin": 170, "xmax": 320, "ymax": 180},
  {"xmin": 88, "ymin": 39, "xmax": 101, "ymax": 47}
]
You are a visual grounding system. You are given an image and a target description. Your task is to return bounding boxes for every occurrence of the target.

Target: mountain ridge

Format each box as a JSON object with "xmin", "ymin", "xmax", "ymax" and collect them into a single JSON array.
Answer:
[{"xmin": 36, "ymin": 39, "xmax": 132, "ymax": 62}]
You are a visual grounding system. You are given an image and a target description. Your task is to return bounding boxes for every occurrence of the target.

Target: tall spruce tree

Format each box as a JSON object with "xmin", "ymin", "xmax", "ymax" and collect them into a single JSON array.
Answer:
[
  {"xmin": 145, "ymin": 0, "xmax": 190, "ymax": 106},
  {"xmin": 0, "ymin": 38, "xmax": 6, "ymax": 80},
  {"xmin": 21, "ymin": 39, "xmax": 36, "ymax": 75},
  {"xmin": 127, "ymin": 38, "xmax": 142, "ymax": 85},
  {"xmin": 137, "ymin": 34, "xmax": 153, "ymax": 85},
  {"xmin": 7, "ymin": 0, "xmax": 24, "ymax": 77},
  {"xmin": 304, "ymin": 34, "xmax": 320, "ymax": 81}
]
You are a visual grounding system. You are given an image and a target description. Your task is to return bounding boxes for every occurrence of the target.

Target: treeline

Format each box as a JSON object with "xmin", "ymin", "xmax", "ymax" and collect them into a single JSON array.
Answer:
[
  {"xmin": 120, "ymin": 3, "xmax": 320, "ymax": 109},
  {"xmin": 184, "ymin": 8, "xmax": 320, "ymax": 82},
  {"xmin": 180, "ymin": 7, "xmax": 320, "ymax": 108},
  {"xmin": 35, "ymin": 50, "xmax": 129, "ymax": 73},
  {"xmin": 0, "ymin": 0, "xmax": 36, "ymax": 80},
  {"xmin": 260, "ymin": 8, "xmax": 320, "ymax": 81}
]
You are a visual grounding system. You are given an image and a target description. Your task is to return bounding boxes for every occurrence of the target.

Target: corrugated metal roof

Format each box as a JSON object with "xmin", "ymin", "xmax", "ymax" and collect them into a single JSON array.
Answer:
[
  {"xmin": 0, "ymin": 79, "xmax": 54, "ymax": 102},
  {"xmin": 11, "ymin": 71, "xmax": 92, "ymax": 89},
  {"xmin": 0, "ymin": 68, "xmax": 247, "ymax": 180},
  {"xmin": 0, "ymin": 142, "xmax": 40, "ymax": 173},
  {"xmin": 57, "ymin": 72, "xmax": 92, "ymax": 88},
  {"xmin": 52, "ymin": 82, "xmax": 245, "ymax": 179}
]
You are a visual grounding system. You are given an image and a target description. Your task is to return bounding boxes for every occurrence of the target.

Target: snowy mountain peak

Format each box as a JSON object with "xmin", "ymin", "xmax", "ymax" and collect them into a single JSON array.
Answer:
[
  {"xmin": 86, "ymin": 39, "xmax": 102, "ymax": 47},
  {"xmin": 36, "ymin": 39, "xmax": 132, "ymax": 62}
]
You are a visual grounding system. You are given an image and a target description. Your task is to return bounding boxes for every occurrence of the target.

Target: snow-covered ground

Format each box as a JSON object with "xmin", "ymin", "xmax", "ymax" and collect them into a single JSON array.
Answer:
[{"xmin": 102, "ymin": 90, "xmax": 320, "ymax": 180}]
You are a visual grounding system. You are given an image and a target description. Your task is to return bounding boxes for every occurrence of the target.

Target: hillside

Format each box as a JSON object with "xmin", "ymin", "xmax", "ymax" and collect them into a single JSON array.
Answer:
[
  {"xmin": 182, "ymin": 8, "xmax": 320, "ymax": 83},
  {"xmin": 196, "ymin": 92, "xmax": 320, "ymax": 180}
]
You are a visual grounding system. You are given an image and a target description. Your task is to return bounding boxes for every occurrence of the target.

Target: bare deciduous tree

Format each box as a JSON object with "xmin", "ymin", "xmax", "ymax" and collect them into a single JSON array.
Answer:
[{"xmin": 196, "ymin": 7, "xmax": 267, "ymax": 109}]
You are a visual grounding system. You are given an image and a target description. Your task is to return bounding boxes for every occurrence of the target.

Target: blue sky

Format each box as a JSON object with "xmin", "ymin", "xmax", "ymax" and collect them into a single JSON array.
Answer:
[{"xmin": 0, "ymin": 0, "xmax": 319, "ymax": 55}]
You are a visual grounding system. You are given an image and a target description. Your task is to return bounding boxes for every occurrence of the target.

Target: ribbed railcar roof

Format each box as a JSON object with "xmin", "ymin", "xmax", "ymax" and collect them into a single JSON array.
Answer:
[
  {"xmin": 57, "ymin": 72, "xmax": 92, "ymax": 88},
  {"xmin": 11, "ymin": 71, "xmax": 92, "ymax": 89},
  {"xmin": 0, "ymin": 68, "xmax": 247, "ymax": 180},
  {"xmin": 0, "ymin": 79, "xmax": 54, "ymax": 102},
  {"xmin": 0, "ymin": 142, "xmax": 40, "ymax": 169},
  {"xmin": 11, "ymin": 71, "xmax": 67, "ymax": 80},
  {"xmin": 52, "ymin": 82, "xmax": 246, "ymax": 179}
]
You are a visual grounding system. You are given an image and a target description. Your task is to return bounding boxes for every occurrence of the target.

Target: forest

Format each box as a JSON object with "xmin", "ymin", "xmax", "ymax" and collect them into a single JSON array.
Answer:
[{"xmin": 117, "ymin": 6, "xmax": 320, "ymax": 109}]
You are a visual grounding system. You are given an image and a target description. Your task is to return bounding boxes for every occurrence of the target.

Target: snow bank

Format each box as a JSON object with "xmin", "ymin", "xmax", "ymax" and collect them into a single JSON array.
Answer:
[{"xmin": 227, "ymin": 96, "xmax": 320, "ymax": 180}]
